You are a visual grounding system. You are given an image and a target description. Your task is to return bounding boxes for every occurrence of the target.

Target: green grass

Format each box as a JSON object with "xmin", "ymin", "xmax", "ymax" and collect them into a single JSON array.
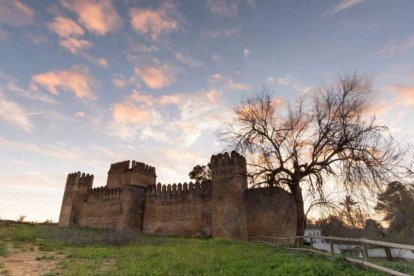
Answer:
[
  {"xmin": 0, "ymin": 223, "xmax": 386, "ymax": 275},
  {"xmin": 0, "ymin": 243, "xmax": 7, "ymax": 257},
  {"xmin": 371, "ymin": 258, "xmax": 414, "ymax": 275}
]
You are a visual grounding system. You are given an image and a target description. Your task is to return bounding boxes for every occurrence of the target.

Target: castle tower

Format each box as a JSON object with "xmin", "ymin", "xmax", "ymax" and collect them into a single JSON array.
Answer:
[
  {"xmin": 58, "ymin": 172, "xmax": 93, "ymax": 227},
  {"xmin": 106, "ymin": 160, "xmax": 156, "ymax": 189},
  {"xmin": 210, "ymin": 151, "xmax": 248, "ymax": 240}
]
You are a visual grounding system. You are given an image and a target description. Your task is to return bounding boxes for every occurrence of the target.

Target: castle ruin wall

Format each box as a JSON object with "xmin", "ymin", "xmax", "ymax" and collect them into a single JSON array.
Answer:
[
  {"xmin": 58, "ymin": 152, "xmax": 297, "ymax": 240},
  {"xmin": 245, "ymin": 187, "xmax": 297, "ymax": 238},
  {"xmin": 142, "ymin": 181, "xmax": 212, "ymax": 237}
]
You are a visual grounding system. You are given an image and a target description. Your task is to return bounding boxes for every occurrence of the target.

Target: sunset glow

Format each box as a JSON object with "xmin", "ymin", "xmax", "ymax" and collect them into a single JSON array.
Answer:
[{"xmin": 1, "ymin": 0, "xmax": 414, "ymax": 222}]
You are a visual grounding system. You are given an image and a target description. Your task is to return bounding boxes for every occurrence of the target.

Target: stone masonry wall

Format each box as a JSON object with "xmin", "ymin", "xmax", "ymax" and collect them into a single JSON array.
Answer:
[
  {"xmin": 77, "ymin": 186, "xmax": 123, "ymax": 229},
  {"xmin": 59, "ymin": 153, "xmax": 298, "ymax": 241},
  {"xmin": 211, "ymin": 151, "xmax": 248, "ymax": 240},
  {"xmin": 142, "ymin": 181, "xmax": 212, "ymax": 237},
  {"xmin": 245, "ymin": 187, "xmax": 297, "ymax": 238},
  {"xmin": 106, "ymin": 160, "xmax": 156, "ymax": 189}
]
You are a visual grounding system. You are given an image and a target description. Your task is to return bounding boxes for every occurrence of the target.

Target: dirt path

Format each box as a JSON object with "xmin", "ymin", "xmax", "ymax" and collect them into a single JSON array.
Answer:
[{"xmin": 0, "ymin": 244, "xmax": 62, "ymax": 276}]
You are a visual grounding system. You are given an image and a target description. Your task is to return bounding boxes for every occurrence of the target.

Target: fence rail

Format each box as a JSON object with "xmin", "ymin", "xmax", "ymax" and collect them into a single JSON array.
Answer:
[{"xmin": 251, "ymin": 235, "xmax": 413, "ymax": 276}]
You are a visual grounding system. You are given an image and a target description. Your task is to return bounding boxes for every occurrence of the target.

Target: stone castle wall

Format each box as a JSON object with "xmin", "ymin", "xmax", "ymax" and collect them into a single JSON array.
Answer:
[
  {"xmin": 142, "ymin": 182, "xmax": 212, "ymax": 237},
  {"xmin": 245, "ymin": 187, "xmax": 297, "ymax": 238},
  {"xmin": 106, "ymin": 160, "xmax": 156, "ymax": 189},
  {"xmin": 58, "ymin": 153, "xmax": 297, "ymax": 240},
  {"xmin": 77, "ymin": 186, "xmax": 122, "ymax": 229}
]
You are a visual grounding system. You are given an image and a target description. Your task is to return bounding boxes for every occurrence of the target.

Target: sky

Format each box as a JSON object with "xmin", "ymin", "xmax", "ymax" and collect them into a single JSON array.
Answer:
[{"xmin": 0, "ymin": 0, "xmax": 414, "ymax": 222}]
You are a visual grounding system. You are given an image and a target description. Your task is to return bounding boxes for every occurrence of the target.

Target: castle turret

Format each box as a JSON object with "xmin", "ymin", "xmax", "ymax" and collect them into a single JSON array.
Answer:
[
  {"xmin": 210, "ymin": 151, "xmax": 248, "ymax": 240},
  {"xmin": 106, "ymin": 160, "xmax": 156, "ymax": 188},
  {"xmin": 58, "ymin": 172, "xmax": 93, "ymax": 227}
]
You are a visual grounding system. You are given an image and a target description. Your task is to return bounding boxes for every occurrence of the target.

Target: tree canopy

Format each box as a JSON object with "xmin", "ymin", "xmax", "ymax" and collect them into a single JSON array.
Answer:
[
  {"xmin": 375, "ymin": 181, "xmax": 414, "ymax": 243},
  {"xmin": 225, "ymin": 75, "xmax": 412, "ymax": 236}
]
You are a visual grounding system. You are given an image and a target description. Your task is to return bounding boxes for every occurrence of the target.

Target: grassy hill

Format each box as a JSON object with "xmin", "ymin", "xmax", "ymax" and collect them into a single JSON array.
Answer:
[{"xmin": 0, "ymin": 222, "xmax": 384, "ymax": 275}]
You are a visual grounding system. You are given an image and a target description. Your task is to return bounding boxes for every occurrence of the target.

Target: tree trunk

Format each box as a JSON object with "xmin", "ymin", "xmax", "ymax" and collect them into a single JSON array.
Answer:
[{"xmin": 292, "ymin": 184, "xmax": 305, "ymax": 243}]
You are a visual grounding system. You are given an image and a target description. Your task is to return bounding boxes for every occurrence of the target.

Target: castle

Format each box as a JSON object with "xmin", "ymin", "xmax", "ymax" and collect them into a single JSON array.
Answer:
[{"xmin": 58, "ymin": 151, "xmax": 297, "ymax": 240}]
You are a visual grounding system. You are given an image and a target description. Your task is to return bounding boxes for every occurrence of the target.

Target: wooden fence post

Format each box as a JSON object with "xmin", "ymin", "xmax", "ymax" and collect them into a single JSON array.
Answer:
[
  {"xmin": 310, "ymin": 237, "xmax": 313, "ymax": 249},
  {"xmin": 329, "ymin": 239, "xmax": 335, "ymax": 257},
  {"xmin": 362, "ymin": 242, "xmax": 369, "ymax": 261}
]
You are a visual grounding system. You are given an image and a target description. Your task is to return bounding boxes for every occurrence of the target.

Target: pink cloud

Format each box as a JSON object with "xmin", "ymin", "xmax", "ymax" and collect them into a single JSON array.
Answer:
[
  {"xmin": 392, "ymin": 85, "xmax": 414, "ymax": 105},
  {"xmin": 59, "ymin": 37, "xmax": 92, "ymax": 53},
  {"xmin": 31, "ymin": 66, "xmax": 96, "ymax": 100},
  {"xmin": 60, "ymin": 0, "xmax": 122, "ymax": 36},
  {"xmin": 134, "ymin": 65, "xmax": 176, "ymax": 89},
  {"xmin": 129, "ymin": 5, "xmax": 179, "ymax": 41},
  {"xmin": 112, "ymin": 102, "xmax": 152, "ymax": 124},
  {"xmin": 75, "ymin": 112, "xmax": 85, "ymax": 117},
  {"xmin": 48, "ymin": 16, "xmax": 93, "ymax": 54},
  {"xmin": 207, "ymin": 74, "xmax": 249, "ymax": 91},
  {"xmin": 108, "ymin": 90, "xmax": 227, "ymax": 143},
  {"xmin": 48, "ymin": 16, "xmax": 84, "ymax": 38},
  {"xmin": 0, "ymin": 0, "xmax": 34, "ymax": 27}
]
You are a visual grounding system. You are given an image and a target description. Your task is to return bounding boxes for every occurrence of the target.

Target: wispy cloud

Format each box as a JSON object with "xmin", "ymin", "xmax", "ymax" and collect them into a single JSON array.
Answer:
[
  {"xmin": 205, "ymin": 27, "xmax": 240, "ymax": 39},
  {"xmin": 0, "ymin": 0, "xmax": 34, "ymax": 27},
  {"xmin": 59, "ymin": 37, "xmax": 92, "ymax": 53},
  {"xmin": 129, "ymin": 3, "xmax": 180, "ymax": 41},
  {"xmin": 391, "ymin": 85, "xmax": 414, "ymax": 106},
  {"xmin": 174, "ymin": 52, "xmax": 204, "ymax": 68},
  {"xmin": 266, "ymin": 75, "xmax": 311, "ymax": 94},
  {"xmin": 0, "ymin": 91, "xmax": 33, "ymax": 132},
  {"xmin": 207, "ymin": 74, "xmax": 249, "ymax": 91},
  {"xmin": 322, "ymin": 0, "xmax": 365, "ymax": 17},
  {"xmin": 206, "ymin": 0, "xmax": 238, "ymax": 18},
  {"xmin": 31, "ymin": 66, "xmax": 96, "ymax": 100},
  {"xmin": 48, "ymin": 16, "xmax": 84, "ymax": 38},
  {"xmin": 0, "ymin": 71, "xmax": 57, "ymax": 104},
  {"xmin": 60, "ymin": 0, "xmax": 122, "ymax": 36},
  {"xmin": 373, "ymin": 36, "xmax": 414, "ymax": 58},
  {"xmin": 108, "ymin": 90, "xmax": 230, "ymax": 145}
]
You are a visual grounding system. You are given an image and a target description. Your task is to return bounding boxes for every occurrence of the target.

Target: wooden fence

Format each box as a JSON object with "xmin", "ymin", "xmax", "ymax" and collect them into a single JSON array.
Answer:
[{"xmin": 251, "ymin": 235, "xmax": 414, "ymax": 276}]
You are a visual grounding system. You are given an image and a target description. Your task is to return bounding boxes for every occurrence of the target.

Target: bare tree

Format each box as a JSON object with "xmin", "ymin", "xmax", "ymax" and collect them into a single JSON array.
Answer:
[
  {"xmin": 224, "ymin": 75, "xmax": 412, "ymax": 237},
  {"xmin": 305, "ymin": 192, "xmax": 338, "ymax": 220}
]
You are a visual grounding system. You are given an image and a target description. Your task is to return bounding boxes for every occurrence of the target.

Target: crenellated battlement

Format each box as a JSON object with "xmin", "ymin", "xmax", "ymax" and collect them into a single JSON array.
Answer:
[
  {"xmin": 109, "ymin": 160, "xmax": 130, "ymax": 171},
  {"xmin": 108, "ymin": 160, "xmax": 156, "ymax": 175},
  {"xmin": 87, "ymin": 186, "xmax": 121, "ymax": 196},
  {"xmin": 145, "ymin": 181, "xmax": 212, "ymax": 204},
  {"xmin": 130, "ymin": 161, "xmax": 156, "ymax": 175},
  {"xmin": 107, "ymin": 160, "xmax": 156, "ymax": 188},
  {"xmin": 147, "ymin": 181, "xmax": 211, "ymax": 195},
  {"xmin": 79, "ymin": 173, "xmax": 94, "ymax": 187},
  {"xmin": 66, "ymin": 171, "xmax": 80, "ymax": 185},
  {"xmin": 85, "ymin": 186, "xmax": 122, "ymax": 203},
  {"xmin": 66, "ymin": 172, "xmax": 93, "ymax": 187},
  {"xmin": 210, "ymin": 151, "xmax": 246, "ymax": 167}
]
